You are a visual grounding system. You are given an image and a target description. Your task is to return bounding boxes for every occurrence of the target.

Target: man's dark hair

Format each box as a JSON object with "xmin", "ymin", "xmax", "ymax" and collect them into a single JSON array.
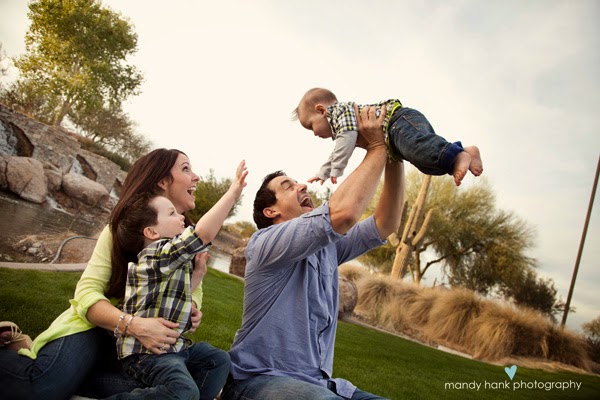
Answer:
[{"xmin": 253, "ymin": 170, "xmax": 286, "ymax": 229}]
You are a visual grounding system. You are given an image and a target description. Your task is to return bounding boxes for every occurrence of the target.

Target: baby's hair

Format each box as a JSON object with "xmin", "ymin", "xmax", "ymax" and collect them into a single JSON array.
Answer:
[{"xmin": 292, "ymin": 88, "xmax": 338, "ymax": 121}]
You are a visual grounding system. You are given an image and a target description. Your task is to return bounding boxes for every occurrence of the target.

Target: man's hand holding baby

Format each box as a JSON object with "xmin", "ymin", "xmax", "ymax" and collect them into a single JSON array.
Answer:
[{"xmin": 354, "ymin": 104, "xmax": 386, "ymax": 151}]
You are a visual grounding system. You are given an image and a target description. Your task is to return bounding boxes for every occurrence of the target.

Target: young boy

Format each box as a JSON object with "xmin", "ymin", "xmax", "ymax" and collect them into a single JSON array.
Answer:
[
  {"xmin": 113, "ymin": 161, "xmax": 247, "ymax": 399},
  {"xmin": 294, "ymin": 88, "xmax": 483, "ymax": 186}
]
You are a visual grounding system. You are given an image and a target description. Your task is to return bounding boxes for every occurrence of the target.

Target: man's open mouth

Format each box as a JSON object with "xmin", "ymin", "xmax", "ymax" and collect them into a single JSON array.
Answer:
[{"xmin": 300, "ymin": 196, "xmax": 313, "ymax": 209}]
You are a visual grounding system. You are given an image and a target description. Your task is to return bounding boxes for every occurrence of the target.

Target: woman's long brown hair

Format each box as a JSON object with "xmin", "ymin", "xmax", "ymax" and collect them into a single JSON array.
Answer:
[{"xmin": 105, "ymin": 148, "xmax": 184, "ymax": 299}]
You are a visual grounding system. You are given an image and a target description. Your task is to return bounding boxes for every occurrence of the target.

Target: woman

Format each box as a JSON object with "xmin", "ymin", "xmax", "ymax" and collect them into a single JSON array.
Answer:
[{"xmin": 0, "ymin": 149, "xmax": 231, "ymax": 399}]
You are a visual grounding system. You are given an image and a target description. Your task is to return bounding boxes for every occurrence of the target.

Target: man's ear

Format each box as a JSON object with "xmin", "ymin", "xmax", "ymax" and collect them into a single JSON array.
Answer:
[
  {"xmin": 263, "ymin": 207, "xmax": 279, "ymax": 219},
  {"xmin": 143, "ymin": 226, "xmax": 161, "ymax": 241}
]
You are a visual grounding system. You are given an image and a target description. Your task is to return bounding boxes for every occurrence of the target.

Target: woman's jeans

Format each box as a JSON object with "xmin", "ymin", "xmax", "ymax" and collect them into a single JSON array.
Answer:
[
  {"xmin": 0, "ymin": 327, "xmax": 230, "ymax": 400},
  {"xmin": 388, "ymin": 107, "xmax": 463, "ymax": 175},
  {"xmin": 221, "ymin": 374, "xmax": 388, "ymax": 400},
  {"xmin": 0, "ymin": 328, "xmax": 105, "ymax": 400}
]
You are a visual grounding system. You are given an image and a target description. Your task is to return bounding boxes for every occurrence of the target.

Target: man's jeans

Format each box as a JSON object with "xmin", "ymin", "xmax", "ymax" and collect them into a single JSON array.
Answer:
[
  {"xmin": 388, "ymin": 107, "xmax": 463, "ymax": 175},
  {"xmin": 221, "ymin": 374, "xmax": 389, "ymax": 400}
]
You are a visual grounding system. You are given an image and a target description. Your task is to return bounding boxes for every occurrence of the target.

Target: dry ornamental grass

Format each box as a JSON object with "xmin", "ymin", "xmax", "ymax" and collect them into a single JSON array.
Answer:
[{"xmin": 342, "ymin": 271, "xmax": 593, "ymax": 374}]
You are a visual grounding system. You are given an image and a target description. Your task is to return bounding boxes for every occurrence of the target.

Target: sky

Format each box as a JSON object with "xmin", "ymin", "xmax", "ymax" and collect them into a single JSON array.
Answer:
[{"xmin": 1, "ymin": 0, "xmax": 598, "ymax": 333}]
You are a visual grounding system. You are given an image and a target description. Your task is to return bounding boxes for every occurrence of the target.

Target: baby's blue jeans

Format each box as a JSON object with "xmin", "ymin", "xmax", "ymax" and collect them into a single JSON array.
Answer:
[{"xmin": 388, "ymin": 107, "xmax": 463, "ymax": 175}]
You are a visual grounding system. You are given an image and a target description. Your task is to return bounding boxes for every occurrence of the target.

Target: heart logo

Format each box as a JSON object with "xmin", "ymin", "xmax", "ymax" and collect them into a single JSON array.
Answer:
[{"xmin": 504, "ymin": 365, "xmax": 517, "ymax": 380}]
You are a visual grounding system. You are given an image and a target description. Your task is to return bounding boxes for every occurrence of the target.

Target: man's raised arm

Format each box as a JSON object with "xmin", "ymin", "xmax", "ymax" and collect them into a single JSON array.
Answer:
[
  {"xmin": 374, "ymin": 159, "xmax": 405, "ymax": 240},
  {"xmin": 329, "ymin": 106, "xmax": 388, "ymax": 234}
]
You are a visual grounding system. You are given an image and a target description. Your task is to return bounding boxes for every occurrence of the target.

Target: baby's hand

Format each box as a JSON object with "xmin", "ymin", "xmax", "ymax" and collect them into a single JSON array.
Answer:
[
  {"xmin": 308, "ymin": 176, "xmax": 325, "ymax": 185},
  {"xmin": 330, "ymin": 176, "xmax": 338, "ymax": 184},
  {"xmin": 230, "ymin": 160, "xmax": 248, "ymax": 198}
]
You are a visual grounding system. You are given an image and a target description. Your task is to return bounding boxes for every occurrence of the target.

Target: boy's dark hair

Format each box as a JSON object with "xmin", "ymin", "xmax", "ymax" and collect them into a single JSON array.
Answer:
[
  {"xmin": 253, "ymin": 170, "xmax": 286, "ymax": 229},
  {"xmin": 108, "ymin": 192, "xmax": 159, "ymax": 299}
]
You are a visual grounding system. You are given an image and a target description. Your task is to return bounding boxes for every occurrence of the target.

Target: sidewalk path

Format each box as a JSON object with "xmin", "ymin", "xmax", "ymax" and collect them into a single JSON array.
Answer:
[{"xmin": 0, "ymin": 261, "xmax": 86, "ymax": 272}]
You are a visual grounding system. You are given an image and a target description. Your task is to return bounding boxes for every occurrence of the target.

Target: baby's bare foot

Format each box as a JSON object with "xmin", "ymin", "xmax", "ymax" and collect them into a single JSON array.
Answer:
[
  {"xmin": 464, "ymin": 146, "xmax": 483, "ymax": 176},
  {"xmin": 452, "ymin": 151, "xmax": 471, "ymax": 186}
]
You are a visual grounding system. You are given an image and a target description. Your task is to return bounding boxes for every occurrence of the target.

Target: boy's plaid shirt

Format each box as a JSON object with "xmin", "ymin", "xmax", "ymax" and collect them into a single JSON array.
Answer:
[
  {"xmin": 117, "ymin": 225, "xmax": 209, "ymax": 359},
  {"xmin": 325, "ymin": 99, "xmax": 403, "ymax": 139}
]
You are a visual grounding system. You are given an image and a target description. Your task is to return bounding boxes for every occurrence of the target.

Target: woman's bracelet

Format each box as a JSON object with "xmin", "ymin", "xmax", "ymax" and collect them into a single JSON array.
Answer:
[
  {"xmin": 113, "ymin": 313, "xmax": 127, "ymax": 338},
  {"xmin": 123, "ymin": 315, "xmax": 135, "ymax": 337}
]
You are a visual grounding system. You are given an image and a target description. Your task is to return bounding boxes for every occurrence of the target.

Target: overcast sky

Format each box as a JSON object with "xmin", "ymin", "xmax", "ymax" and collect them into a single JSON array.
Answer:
[{"xmin": 1, "ymin": 0, "xmax": 598, "ymax": 332}]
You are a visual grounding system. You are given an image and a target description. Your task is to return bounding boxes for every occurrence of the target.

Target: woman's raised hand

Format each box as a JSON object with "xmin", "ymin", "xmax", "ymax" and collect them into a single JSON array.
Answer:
[{"xmin": 231, "ymin": 160, "xmax": 248, "ymax": 198}]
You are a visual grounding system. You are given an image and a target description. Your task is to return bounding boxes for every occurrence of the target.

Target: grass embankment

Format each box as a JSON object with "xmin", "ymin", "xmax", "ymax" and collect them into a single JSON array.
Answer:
[{"xmin": 1, "ymin": 267, "xmax": 599, "ymax": 399}]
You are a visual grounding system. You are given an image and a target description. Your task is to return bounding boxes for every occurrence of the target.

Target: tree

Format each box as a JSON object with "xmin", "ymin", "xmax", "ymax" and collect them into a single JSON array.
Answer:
[
  {"xmin": 583, "ymin": 316, "xmax": 600, "ymax": 339},
  {"xmin": 0, "ymin": 0, "xmax": 150, "ymax": 164},
  {"xmin": 504, "ymin": 269, "xmax": 566, "ymax": 322},
  {"xmin": 361, "ymin": 171, "xmax": 564, "ymax": 317},
  {"xmin": 308, "ymin": 186, "xmax": 332, "ymax": 208},
  {"xmin": 410, "ymin": 172, "xmax": 537, "ymax": 294},
  {"xmin": 186, "ymin": 170, "xmax": 242, "ymax": 223},
  {"xmin": 231, "ymin": 221, "xmax": 257, "ymax": 239},
  {"xmin": 69, "ymin": 103, "xmax": 151, "ymax": 164},
  {"xmin": 582, "ymin": 315, "xmax": 600, "ymax": 363},
  {"xmin": 7, "ymin": 0, "xmax": 142, "ymax": 127},
  {"xmin": 389, "ymin": 175, "xmax": 433, "ymax": 280},
  {"xmin": 362, "ymin": 172, "xmax": 536, "ymax": 291}
]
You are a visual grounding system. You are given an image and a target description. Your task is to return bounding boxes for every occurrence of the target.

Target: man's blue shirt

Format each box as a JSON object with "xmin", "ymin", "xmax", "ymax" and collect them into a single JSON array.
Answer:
[{"xmin": 228, "ymin": 204, "xmax": 385, "ymax": 398}]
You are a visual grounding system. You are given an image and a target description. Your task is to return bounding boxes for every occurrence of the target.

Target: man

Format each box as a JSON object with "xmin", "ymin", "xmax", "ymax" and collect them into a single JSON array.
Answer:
[{"xmin": 222, "ymin": 106, "xmax": 405, "ymax": 400}]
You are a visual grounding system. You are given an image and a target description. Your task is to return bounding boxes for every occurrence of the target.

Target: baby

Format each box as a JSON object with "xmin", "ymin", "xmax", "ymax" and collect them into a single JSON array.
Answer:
[{"xmin": 293, "ymin": 88, "xmax": 482, "ymax": 186}]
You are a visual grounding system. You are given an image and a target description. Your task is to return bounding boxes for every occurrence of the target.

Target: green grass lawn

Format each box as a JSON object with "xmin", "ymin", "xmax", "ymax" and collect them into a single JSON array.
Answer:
[{"xmin": 1, "ymin": 267, "xmax": 599, "ymax": 399}]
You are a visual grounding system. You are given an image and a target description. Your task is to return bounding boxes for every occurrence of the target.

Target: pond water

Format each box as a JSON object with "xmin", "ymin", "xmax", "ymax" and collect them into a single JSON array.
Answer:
[
  {"xmin": 0, "ymin": 192, "xmax": 104, "ymax": 256},
  {"xmin": 0, "ymin": 192, "xmax": 103, "ymax": 237},
  {"xmin": 0, "ymin": 192, "xmax": 233, "ymax": 273},
  {"xmin": 207, "ymin": 247, "xmax": 233, "ymax": 275}
]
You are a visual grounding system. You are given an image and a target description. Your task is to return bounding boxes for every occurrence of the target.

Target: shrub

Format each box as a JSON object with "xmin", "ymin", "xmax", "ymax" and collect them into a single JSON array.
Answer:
[
  {"xmin": 404, "ymin": 287, "xmax": 438, "ymax": 328},
  {"xmin": 355, "ymin": 275, "xmax": 400, "ymax": 322},
  {"xmin": 424, "ymin": 288, "xmax": 485, "ymax": 349},
  {"xmin": 78, "ymin": 138, "xmax": 131, "ymax": 171},
  {"xmin": 339, "ymin": 264, "xmax": 368, "ymax": 283},
  {"xmin": 545, "ymin": 324, "xmax": 591, "ymax": 370},
  {"xmin": 352, "ymin": 276, "xmax": 592, "ymax": 371}
]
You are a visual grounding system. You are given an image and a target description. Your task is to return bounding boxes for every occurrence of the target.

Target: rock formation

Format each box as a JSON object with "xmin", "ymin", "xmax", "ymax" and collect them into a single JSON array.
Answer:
[
  {"xmin": 0, "ymin": 103, "xmax": 123, "ymax": 211},
  {"xmin": 229, "ymin": 246, "xmax": 247, "ymax": 278},
  {"xmin": 0, "ymin": 156, "xmax": 48, "ymax": 204}
]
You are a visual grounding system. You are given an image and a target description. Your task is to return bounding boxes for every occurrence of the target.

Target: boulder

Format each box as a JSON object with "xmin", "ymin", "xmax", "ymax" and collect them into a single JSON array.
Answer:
[
  {"xmin": 5, "ymin": 156, "xmax": 48, "ymax": 203},
  {"xmin": 338, "ymin": 273, "xmax": 358, "ymax": 319},
  {"xmin": 77, "ymin": 150, "xmax": 122, "ymax": 192},
  {"xmin": 0, "ymin": 156, "xmax": 7, "ymax": 189},
  {"xmin": 62, "ymin": 173, "xmax": 109, "ymax": 207},
  {"xmin": 42, "ymin": 161, "xmax": 63, "ymax": 192},
  {"xmin": 229, "ymin": 246, "xmax": 247, "ymax": 278}
]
